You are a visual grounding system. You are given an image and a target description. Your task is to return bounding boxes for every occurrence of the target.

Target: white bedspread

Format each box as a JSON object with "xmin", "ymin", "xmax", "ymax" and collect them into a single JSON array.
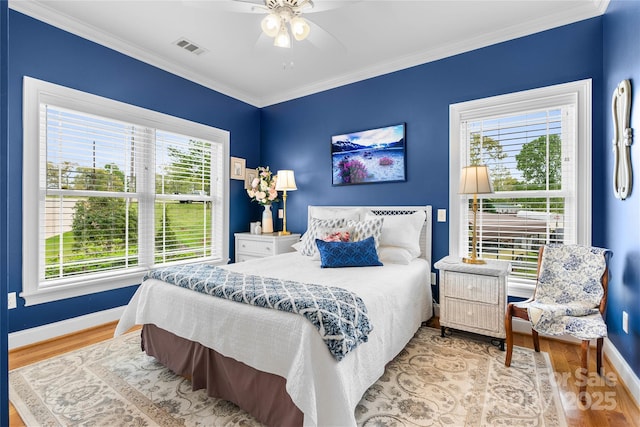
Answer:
[{"xmin": 115, "ymin": 252, "xmax": 431, "ymax": 426}]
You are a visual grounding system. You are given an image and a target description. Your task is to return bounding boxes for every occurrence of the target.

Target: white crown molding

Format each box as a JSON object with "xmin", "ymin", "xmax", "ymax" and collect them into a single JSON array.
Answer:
[
  {"xmin": 594, "ymin": 0, "xmax": 612, "ymax": 15},
  {"xmin": 260, "ymin": 0, "xmax": 610, "ymax": 106},
  {"xmin": 9, "ymin": 0, "xmax": 610, "ymax": 107},
  {"xmin": 8, "ymin": 0, "xmax": 261, "ymax": 107}
]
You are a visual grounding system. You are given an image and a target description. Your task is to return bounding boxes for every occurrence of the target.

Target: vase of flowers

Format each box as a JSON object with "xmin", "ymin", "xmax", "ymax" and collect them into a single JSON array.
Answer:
[{"xmin": 246, "ymin": 166, "xmax": 279, "ymax": 233}]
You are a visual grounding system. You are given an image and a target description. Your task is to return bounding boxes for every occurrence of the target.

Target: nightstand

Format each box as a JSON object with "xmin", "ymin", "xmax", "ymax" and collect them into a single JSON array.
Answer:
[
  {"xmin": 434, "ymin": 256, "xmax": 511, "ymax": 349},
  {"xmin": 234, "ymin": 232, "xmax": 301, "ymax": 262}
]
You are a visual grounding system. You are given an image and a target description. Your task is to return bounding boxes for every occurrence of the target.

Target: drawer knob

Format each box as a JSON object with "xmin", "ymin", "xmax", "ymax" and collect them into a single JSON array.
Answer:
[
  {"xmin": 265, "ymin": 247, "xmax": 271, "ymax": 251},
  {"xmin": 241, "ymin": 244, "xmax": 246, "ymax": 248}
]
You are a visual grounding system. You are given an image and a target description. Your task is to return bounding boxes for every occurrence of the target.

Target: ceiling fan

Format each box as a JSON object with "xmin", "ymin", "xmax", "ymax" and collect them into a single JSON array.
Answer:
[
  {"xmin": 226, "ymin": 0, "xmax": 350, "ymax": 49},
  {"xmin": 253, "ymin": 0, "xmax": 313, "ymax": 48}
]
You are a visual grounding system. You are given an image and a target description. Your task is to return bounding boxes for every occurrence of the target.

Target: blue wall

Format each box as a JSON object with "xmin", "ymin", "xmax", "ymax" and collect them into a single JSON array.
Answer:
[
  {"xmin": 1, "ymin": 0, "xmax": 9, "ymax": 423},
  {"xmin": 603, "ymin": 0, "xmax": 640, "ymax": 377},
  {"xmin": 5, "ymin": 10, "xmax": 261, "ymax": 333},
  {"xmin": 261, "ymin": 18, "xmax": 605, "ymax": 304}
]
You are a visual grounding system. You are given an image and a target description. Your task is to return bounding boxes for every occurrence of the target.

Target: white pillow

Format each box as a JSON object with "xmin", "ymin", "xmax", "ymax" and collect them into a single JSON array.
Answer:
[
  {"xmin": 378, "ymin": 246, "xmax": 413, "ymax": 265},
  {"xmin": 307, "ymin": 207, "xmax": 363, "ymax": 225},
  {"xmin": 297, "ymin": 217, "xmax": 349, "ymax": 257},
  {"xmin": 365, "ymin": 210, "xmax": 425, "ymax": 258},
  {"xmin": 347, "ymin": 217, "xmax": 384, "ymax": 248}
]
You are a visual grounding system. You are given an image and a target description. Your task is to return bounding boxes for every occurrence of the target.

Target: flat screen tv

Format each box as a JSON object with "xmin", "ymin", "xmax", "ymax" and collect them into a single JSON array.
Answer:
[{"xmin": 331, "ymin": 123, "xmax": 406, "ymax": 186}]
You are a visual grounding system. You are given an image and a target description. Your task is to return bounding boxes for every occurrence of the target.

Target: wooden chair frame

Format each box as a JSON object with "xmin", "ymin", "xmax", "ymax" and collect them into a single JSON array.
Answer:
[{"xmin": 504, "ymin": 246, "xmax": 609, "ymax": 402}]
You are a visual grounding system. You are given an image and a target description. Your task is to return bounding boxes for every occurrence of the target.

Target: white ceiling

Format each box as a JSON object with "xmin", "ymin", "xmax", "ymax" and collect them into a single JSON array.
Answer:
[{"xmin": 10, "ymin": 0, "xmax": 608, "ymax": 107}]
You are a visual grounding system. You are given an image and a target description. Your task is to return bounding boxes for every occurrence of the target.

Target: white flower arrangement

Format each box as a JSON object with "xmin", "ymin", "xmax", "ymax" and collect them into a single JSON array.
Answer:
[{"xmin": 246, "ymin": 166, "xmax": 279, "ymax": 205}]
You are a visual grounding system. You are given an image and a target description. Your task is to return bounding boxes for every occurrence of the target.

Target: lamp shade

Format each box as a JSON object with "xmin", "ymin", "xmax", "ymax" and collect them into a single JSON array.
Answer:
[
  {"xmin": 290, "ymin": 16, "xmax": 311, "ymax": 41},
  {"xmin": 275, "ymin": 170, "xmax": 297, "ymax": 191},
  {"xmin": 261, "ymin": 13, "xmax": 280, "ymax": 37},
  {"xmin": 459, "ymin": 165, "xmax": 493, "ymax": 194},
  {"xmin": 274, "ymin": 23, "xmax": 291, "ymax": 48}
]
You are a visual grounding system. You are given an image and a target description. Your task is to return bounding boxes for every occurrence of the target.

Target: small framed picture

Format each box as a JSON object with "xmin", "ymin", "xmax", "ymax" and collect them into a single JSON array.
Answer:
[
  {"xmin": 230, "ymin": 157, "xmax": 246, "ymax": 180},
  {"xmin": 245, "ymin": 167, "xmax": 258, "ymax": 189}
]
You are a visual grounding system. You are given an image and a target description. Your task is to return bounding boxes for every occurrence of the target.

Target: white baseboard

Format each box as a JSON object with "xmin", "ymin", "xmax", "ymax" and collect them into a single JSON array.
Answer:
[
  {"xmin": 8, "ymin": 306, "xmax": 126, "ymax": 350},
  {"xmin": 603, "ymin": 338, "xmax": 640, "ymax": 407}
]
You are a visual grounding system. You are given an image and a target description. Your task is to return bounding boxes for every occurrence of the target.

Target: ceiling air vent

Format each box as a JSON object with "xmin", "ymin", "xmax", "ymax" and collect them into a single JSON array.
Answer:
[{"xmin": 173, "ymin": 38, "xmax": 207, "ymax": 56}]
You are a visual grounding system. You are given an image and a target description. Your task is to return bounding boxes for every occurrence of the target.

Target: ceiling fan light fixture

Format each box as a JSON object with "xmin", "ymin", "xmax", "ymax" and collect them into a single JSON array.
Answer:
[
  {"xmin": 290, "ymin": 16, "xmax": 310, "ymax": 41},
  {"xmin": 261, "ymin": 13, "xmax": 281, "ymax": 38},
  {"xmin": 274, "ymin": 23, "xmax": 291, "ymax": 48}
]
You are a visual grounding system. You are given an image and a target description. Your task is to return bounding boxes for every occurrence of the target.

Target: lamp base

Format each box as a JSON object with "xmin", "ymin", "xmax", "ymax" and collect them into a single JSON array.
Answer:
[
  {"xmin": 462, "ymin": 257, "xmax": 486, "ymax": 265},
  {"xmin": 278, "ymin": 231, "xmax": 291, "ymax": 236}
]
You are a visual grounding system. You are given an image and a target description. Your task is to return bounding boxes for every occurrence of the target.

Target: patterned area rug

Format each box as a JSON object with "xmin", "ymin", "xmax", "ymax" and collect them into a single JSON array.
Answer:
[{"xmin": 9, "ymin": 327, "xmax": 567, "ymax": 426}]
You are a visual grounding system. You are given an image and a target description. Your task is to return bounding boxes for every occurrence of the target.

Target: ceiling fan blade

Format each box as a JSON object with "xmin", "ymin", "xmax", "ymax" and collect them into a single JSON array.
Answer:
[
  {"xmin": 304, "ymin": 0, "xmax": 360, "ymax": 14},
  {"xmin": 305, "ymin": 18, "xmax": 346, "ymax": 51},
  {"xmin": 232, "ymin": 0, "xmax": 269, "ymax": 11},
  {"xmin": 254, "ymin": 30, "xmax": 274, "ymax": 50},
  {"xmin": 182, "ymin": 0, "xmax": 268, "ymax": 14}
]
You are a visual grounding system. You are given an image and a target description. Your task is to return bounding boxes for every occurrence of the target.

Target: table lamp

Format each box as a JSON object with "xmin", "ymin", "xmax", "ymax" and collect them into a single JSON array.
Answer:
[
  {"xmin": 459, "ymin": 165, "xmax": 493, "ymax": 264},
  {"xmin": 275, "ymin": 170, "xmax": 297, "ymax": 235}
]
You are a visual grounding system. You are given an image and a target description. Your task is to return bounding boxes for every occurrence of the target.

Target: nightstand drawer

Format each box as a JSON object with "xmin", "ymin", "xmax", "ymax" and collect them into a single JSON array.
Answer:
[
  {"xmin": 443, "ymin": 271, "xmax": 498, "ymax": 304},
  {"xmin": 236, "ymin": 253, "xmax": 264, "ymax": 262},
  {"xmin": 234, "ymin": 232, "xmax": 301, "ymax": 263},
  {"xmin": 236, "ymin": 239, "xmax": 274, "ymax": 256},
  {"xmin": 443, "ymin": 299, "xmax": 499, "ymax": 332}
]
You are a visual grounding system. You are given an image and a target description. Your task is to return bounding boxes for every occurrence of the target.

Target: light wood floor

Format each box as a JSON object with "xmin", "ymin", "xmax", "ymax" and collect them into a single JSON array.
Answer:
[{"xmin": 8, "ymin": 320, "xmax": 640, "ymax": 427}]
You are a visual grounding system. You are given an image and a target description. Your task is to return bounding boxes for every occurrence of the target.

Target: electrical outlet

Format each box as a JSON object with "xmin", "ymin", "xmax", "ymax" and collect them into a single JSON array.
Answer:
[
  {"xmin": 278, "ymin": 209, "xmax": 284, "ymax": 219},
  {"xmin": 431, "ymin": 272, "xmax": 436, "ymax": 284},
  {"xmin": 7, "ymin": 292, "xmax": 16, "ymax": 310},
  {"xmin": 437, "ymin": 209, "xmax": 447, "ymax": 222},
  {"xmin": 622, "ymin": 311, "xmax": 629, "ymax": 334}
]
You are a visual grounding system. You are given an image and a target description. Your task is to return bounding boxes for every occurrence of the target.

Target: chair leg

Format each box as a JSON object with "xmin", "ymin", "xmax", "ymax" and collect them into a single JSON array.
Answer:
[
  {"xmin": 597, "ymin": 337, "xmax": 604, "ymax": 376},
  {"xmin": 531, "ymin": 329, "xmax": 540, "ymax": 352},
  {"xmin": 505, "ymin": 304, "xmax": 513, "ymax": 367},
  {"xmin": 579, "ymin": 340, "xmax": 589, "ymax": 405}
]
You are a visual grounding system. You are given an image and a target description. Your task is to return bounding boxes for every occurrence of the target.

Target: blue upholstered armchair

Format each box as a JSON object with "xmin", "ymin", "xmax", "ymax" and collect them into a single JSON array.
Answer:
[{"xmin": 504, "ymin": 244, "xmax": 611, "ymax": 402}]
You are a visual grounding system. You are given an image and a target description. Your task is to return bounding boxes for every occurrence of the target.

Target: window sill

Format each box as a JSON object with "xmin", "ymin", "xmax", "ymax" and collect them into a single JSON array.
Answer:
[
  {"xmin": 21, "ymin": 256, "xmax": 230, "ymax": 306},
  {"xmin": 20, "ymin": 270, "xmax": 147, "ymax": 306},
  {"xmin": 508, "ymin": 281, "xmax": 535, "ymax": 299}
]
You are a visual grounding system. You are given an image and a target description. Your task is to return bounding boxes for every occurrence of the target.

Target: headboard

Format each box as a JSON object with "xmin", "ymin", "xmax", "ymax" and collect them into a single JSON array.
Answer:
[{"xmin": 307, "ymin": 205, "xmax": 433, "ymax": 266}]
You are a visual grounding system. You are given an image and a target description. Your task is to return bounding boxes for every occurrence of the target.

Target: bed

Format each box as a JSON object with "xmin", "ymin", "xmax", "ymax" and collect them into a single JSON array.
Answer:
[{"xmin": 115, "ymin": 205, "xmax": 433, "ymax": 426}]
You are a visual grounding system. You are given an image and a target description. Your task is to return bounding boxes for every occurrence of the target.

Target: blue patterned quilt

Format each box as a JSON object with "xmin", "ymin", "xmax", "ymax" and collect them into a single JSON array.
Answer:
[{"xmin": 144, "ymin": 264, "xmax": 373, "ymax": 361}]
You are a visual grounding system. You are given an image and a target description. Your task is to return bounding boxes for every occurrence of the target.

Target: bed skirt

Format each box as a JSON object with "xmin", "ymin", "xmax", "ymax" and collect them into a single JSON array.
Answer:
[{"xmin": 141, "ymin": 324, "xmax": 304, "ymax": 426}]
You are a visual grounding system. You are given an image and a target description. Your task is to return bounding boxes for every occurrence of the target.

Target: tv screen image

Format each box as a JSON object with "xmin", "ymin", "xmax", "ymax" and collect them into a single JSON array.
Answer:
[{"xmin": 331, "ymin": 123, "xmax": 406, "ymax": 186}]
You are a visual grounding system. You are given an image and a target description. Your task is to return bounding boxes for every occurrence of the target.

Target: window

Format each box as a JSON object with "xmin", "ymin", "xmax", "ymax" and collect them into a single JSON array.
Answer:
[
  {"xmin": 449, "ymin": 80, "xmax": 591, "ymax": 297},
  {"xmin": 23, "ymin": 77, "xmax": 230, "ymax": 306}
]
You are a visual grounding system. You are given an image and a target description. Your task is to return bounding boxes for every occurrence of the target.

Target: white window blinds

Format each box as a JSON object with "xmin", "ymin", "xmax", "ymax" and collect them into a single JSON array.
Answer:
[
  {"xmin": 44, "ymin": 105, "xmax": 149, "ymax": 280},
  {"xmin": 154, "ymin": 130, "xmax": 220, "ymax": 264},
  {"xmin": 460, "ymin": 106, "xmax": 576, "ymax": 284},
  {"xmin": 23, "ymin": 77, "xmax": 230, "ymax": 306}
]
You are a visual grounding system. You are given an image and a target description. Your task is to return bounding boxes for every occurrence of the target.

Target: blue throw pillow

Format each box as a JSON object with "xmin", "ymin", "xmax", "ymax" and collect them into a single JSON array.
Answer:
[{"xmin": 315, "ymin": 236, "xmax": 383, "ymax": 268}]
